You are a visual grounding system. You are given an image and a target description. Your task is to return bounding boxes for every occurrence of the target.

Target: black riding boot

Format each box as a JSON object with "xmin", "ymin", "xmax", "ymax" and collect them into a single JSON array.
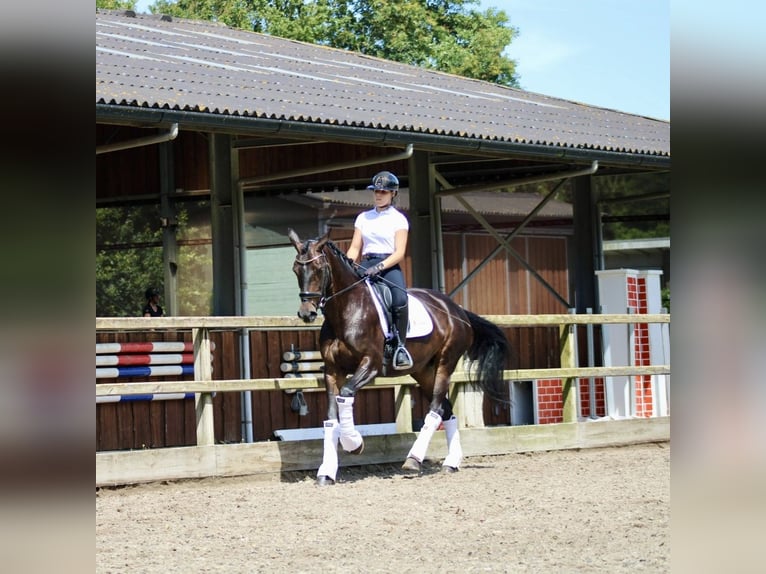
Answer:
[{"xmin": 393, "ymin": 304, "xmax": 413, "ymax": 370}]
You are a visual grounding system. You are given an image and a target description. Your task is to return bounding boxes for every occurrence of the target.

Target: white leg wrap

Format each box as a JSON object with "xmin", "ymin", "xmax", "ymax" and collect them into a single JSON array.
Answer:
[
  {"xmin": 316, "ymin": 419, "xmax": 340, "ymax": 481},
  {"xmin": 406, "ymin": 411, "xmax": 442, "ymax": 463},
  {"xmin": 441, "ymin": 415, "xmax": 463, "ymax": 469},
  {"xmin": 336, "ymin": 396, "xmax": 363, "ymax": 452}
]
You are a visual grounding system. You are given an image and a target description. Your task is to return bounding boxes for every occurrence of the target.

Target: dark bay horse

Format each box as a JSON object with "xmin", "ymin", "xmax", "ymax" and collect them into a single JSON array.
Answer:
[{"xmin": 288, "ymin": 229, "xmax": 510, "ymax": 485}]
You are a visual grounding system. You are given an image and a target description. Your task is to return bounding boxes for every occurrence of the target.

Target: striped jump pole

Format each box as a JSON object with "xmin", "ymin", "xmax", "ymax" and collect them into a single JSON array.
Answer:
[
  {"xmin": 96, "ymin": 340, "xmax": 215, "ymax": 401},
  {"xmin": 97, "ymin": 392, "xmax": 196, "ymax": 404},
  {"xmin": 96, "ymin": 364, "xmax": 196, "ymax": 379},
  {"xmin": 96, "ymin": 341, "xmax": 215, "ymax": 354},
  {"xmin": 96, "ymin": 353, "xmax": 195, "ymax": 366}
]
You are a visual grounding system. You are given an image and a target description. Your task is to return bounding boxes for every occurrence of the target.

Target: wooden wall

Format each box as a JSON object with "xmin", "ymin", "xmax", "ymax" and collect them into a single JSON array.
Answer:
[
  {"xmin": 97, "ymin": 127, "xmax": 210, "ymax": 200},
  {"xmin": 444, "ymin": 233, "xmax": 569, "ymax": 314}
]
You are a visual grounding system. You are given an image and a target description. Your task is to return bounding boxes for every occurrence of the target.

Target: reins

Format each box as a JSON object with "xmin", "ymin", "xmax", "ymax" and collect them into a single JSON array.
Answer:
[
  {"xmin": 294, "ymin": 248, "xmax": 367, "ymax": 310},
  {"xmin": 324, "ymin": 277, "xmax": 367, "ymax": 305},
  {"xmin": 295, "ymin": 241, "xmax": 471, "ymax": 327}
]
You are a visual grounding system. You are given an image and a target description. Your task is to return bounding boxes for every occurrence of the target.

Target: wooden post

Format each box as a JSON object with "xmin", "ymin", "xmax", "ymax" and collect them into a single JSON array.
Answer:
[
  {"xmin": 193, "ymin": 327, "xmax": 215, "ymax": 446},
  {"xmin": 393, "ymin": 385, "xmax": 413, "ymax": 433},
  {"xmin": 560, "ymin": 320, "xmax": 578, "ymax": 423},
  {"xmin": 450, "ymin": 357, "xmax": 485, "ymax": 428}
]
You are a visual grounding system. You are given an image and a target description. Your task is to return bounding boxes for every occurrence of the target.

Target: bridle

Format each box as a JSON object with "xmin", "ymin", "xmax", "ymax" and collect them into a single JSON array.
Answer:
[
  {"xmin": 294, "ymin": 251, "xmax": 330, "ymax": 309},
  {"xmin": 294, "ymin": 245, "xmax": 367, "ymax": 311}
]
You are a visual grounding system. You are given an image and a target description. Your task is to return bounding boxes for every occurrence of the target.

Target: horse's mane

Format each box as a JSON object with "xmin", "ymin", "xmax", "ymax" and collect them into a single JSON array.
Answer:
[{"xmin": 323, "ymin": 239, "xmax": 358, "ymax": 274}]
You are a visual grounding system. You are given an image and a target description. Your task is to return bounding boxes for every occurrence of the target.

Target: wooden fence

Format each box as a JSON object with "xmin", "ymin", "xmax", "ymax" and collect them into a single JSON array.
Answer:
[{"xmin": 96, "ymin": 314, "xmax": 670, "ymax": 486}]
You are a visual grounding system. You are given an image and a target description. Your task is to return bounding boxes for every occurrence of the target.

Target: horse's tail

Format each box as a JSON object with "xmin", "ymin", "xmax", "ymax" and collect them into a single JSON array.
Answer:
[{"xmin": 464, "ymin": 310, "xmax": 511, "ymax": 404}]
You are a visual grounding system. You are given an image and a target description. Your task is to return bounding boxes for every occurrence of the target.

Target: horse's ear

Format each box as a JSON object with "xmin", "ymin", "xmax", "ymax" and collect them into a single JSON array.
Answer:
[
  {"xmin": 315, "ymin": 230, "xmax": 330, "ymax": 250},
  {"xmin": 287, "ymin": 228, "xmax": 302, "ymax": 252}
]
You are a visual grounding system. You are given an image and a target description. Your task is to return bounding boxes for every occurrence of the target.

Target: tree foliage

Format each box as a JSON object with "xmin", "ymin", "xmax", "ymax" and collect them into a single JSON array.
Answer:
[
  {"xmin": 96, "ymin": 0, "xmax": 137, "ymax": 9},
  {"xmin": 96, "ymin": 205, "xmax": 213, "ymax": 317},
  {"xmin": 147, "ymin": 0, "xmax": 520, "ymax": 86},
  {"xmin": 96, "ymin": 206, "xmax": 164, "ymax": 317}
]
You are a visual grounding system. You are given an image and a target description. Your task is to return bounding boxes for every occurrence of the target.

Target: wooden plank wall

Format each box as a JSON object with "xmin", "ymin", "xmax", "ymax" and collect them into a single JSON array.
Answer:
[{"xmin": 96, "ymin": 127, "xmax": 211, "ymax": 200}]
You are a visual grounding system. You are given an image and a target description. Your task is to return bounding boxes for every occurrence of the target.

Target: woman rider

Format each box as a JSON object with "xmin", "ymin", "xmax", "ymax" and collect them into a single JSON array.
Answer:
[{"xmin": 346, "ymin": 171, "xmax": 413, "ymax": 370}]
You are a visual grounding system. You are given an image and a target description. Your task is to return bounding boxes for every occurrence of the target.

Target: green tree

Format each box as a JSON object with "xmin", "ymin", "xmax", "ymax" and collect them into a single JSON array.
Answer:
[
  {"xmin": 147, "ymin": 0, "xmax": 520, "ymax": 86},
  {"xmin": 96, "ymin": 205, "xmax": 213, "ymax": 317},
  {"xmin": 96, "ymin": 0, "xmax": 137, "ymax": 9},
  {"xmin": 96, "ymin": 206, "xmax": 164, "ymax": 317}
]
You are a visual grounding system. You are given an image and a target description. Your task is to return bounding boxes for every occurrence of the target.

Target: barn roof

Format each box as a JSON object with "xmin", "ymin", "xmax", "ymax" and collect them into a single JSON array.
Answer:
[{"xmin": 96, "ymin": 10, "xmax": 669, "ymax": 168}]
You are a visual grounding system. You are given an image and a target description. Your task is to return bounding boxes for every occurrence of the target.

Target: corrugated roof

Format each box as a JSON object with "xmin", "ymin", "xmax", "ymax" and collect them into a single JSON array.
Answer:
[{"xmin": 96, "ymin": 10, "xmax": 669, "ymax": 160}]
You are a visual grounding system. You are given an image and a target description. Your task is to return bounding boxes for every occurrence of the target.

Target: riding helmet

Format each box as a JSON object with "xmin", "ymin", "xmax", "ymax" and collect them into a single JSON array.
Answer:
[{"xmin": 367, "ymin": 171, "xmax": 399, "ymax": 193}]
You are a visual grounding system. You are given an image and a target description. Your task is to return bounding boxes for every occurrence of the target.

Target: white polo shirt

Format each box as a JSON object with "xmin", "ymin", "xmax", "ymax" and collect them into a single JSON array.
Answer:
[{"xmin": 354, "ymin": 206, "xmax": 409, "ymax": 255}]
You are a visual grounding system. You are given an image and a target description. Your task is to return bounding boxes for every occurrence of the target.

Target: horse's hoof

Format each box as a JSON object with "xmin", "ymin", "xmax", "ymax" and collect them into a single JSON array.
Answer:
[
  {"xmin": 348, "ymin": 441, "xmax": 364, "ymax": 455},
  {"xmin": 316, "ymin": 475, "xmax": 335, "ymax": 486},
  {"xmin": 401, "ymin": 457, "xmax": 421, "ymax": 473},
  {"xmin": 442, "ymin": 465, "xmax": 459, "ymax": 474}
]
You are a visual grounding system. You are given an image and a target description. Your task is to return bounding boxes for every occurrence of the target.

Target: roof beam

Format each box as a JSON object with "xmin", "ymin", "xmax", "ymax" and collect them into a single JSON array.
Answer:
[{"xmin": 96, "ymin": 105, "xmax": 670, "ymax": 171}]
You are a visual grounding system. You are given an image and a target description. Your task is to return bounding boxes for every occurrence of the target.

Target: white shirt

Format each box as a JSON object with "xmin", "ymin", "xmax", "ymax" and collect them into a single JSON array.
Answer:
[{"xmin": 354, "ymin": 206, "xmax": 409, "ymax": 255}]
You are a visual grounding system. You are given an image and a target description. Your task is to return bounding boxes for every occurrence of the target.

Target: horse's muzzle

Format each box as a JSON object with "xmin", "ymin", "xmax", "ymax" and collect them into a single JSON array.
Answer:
[{"xmin": 297, "ymin": 302, "xmax": 318, "ymax": 323}]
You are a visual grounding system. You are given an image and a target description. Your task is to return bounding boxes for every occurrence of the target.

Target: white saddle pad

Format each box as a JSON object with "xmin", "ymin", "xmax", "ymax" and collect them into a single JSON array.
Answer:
[{"xmin": 366, "ymin": 283, "xmax": 433, "ymax": 338}]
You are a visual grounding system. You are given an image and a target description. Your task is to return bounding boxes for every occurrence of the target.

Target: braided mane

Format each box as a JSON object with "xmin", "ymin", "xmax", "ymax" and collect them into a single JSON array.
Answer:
[{"xmin": 324, "ymin": 239, "xmax": 358, "ymax": 274}]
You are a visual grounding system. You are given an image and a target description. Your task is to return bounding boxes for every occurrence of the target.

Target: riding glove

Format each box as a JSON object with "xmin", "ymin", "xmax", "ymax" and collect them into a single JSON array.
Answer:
[{"xmin": 365, "ymin": 263, "xmax": 384, "ymax": 277}]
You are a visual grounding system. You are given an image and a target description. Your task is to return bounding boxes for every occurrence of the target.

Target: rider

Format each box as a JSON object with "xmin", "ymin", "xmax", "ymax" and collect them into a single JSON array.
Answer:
[
  {"xmin": 142, "ymin": 287, "xmax": 164, "ymax": 317},
  {"xmin": 346, "ymin": 171, "xmax": 413, "ymax": 370}
]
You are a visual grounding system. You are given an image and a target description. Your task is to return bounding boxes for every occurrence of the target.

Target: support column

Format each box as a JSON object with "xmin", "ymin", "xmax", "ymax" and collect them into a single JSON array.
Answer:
[
  {"xmin": 158, "ymin": 140, "xmax": 178, "ymax": 315},
  {"xmin": 209, "ymin": 133, "xmax": 238, "ymax": 315},
  {"xmin": 407, "ymin": 151, "xmax": 436, "ymax": 289},
  {"xmin": 572, "ymin": 175, "xmax": 598, "ymax": 313}
]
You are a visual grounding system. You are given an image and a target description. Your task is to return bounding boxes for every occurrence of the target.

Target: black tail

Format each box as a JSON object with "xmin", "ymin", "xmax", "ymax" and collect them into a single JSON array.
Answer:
[{"xmin": 464, "ymin": 311, "xmax": 511, "ymax": 404}]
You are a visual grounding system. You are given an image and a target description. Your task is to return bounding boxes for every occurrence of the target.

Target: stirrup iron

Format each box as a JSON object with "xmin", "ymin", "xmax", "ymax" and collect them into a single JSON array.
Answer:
[{"xmin": 393, "ymin": 345, "xmax": 413, "ymax": 370}]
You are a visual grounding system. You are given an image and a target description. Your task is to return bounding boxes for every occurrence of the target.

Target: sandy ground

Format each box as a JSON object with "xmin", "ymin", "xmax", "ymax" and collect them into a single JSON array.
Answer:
[{"xmin": 96, "ymin": 442, "xmax": 669, "ymax": 573}]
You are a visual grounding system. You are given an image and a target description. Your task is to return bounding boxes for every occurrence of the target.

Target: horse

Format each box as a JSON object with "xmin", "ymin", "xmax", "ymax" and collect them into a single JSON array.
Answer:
[{"xmin": 288, "ymin": 228, "xmax": 511, "ymax": 485}]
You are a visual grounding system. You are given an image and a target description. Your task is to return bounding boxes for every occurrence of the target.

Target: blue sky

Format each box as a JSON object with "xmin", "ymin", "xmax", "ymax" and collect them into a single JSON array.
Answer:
[
  {"xmin": 483, "ymin": 0, "xmax": 669, "ymax": 120},
  {"xmin": 134, "ymin": 0, "xmax": 669, "ymax": 120}
]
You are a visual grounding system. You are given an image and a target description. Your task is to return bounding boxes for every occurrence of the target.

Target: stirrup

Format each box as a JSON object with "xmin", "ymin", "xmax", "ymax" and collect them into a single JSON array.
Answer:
[{"xmin": 393, "ymin": 346, "xmax": 413, "ymax": 370}]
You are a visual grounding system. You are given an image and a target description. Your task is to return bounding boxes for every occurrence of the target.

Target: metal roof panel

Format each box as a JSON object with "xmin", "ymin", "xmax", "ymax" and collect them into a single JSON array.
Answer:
[{"xmin": 96, "ymin": 10, "xmax": 669, "ymax": 158}]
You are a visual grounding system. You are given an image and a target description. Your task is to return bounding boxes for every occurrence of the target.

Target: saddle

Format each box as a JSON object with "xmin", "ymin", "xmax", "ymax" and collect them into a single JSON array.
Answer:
[{"xmin": 365, "ymin": 281, "xmax": 433, "ymax": 345}]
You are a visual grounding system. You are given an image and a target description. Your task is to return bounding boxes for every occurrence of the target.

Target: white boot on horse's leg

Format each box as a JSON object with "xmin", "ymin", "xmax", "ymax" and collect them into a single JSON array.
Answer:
[
  {"xmin": 316, "ymin": 419, "xmax": 340, "ymax": 485},
  {"xmin": 336, "ymin": 396, "xmax": 364, "ymax": 454},
  {"xmin": 403, "ymin": 411, "xmax": 442, "ymax": 472},
  {"xmin": 441, "ymin": 415, "xmax": 463, "ymax": 472}
]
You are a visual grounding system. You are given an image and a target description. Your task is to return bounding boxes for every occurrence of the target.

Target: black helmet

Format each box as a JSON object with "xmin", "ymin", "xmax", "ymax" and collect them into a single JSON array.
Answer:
[
  {"xmin": 145, "ymin": 287, "xmax": 160, "ymax": 299},
  {"xmin": 367, "ymin": 171, "xmax": 399, "ymax": 192}
]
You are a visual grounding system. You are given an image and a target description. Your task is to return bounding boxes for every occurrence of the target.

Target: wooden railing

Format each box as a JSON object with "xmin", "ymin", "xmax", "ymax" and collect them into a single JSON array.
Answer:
[{"xmin": 96, "ymin": 314, "xmax": 670, "ymax": 446}]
